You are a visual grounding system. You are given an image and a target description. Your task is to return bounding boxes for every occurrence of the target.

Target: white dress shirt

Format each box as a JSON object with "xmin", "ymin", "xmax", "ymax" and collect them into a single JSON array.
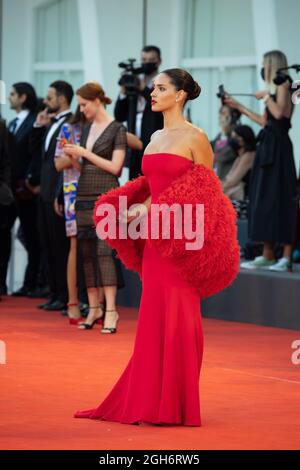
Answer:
[
  {"xmin": 44, "ymin": 109, "xmax": 72, "ymax": 152},
  {"xmin": 11, "ymin": 109, "xmax": 30, "ymax": 134}
]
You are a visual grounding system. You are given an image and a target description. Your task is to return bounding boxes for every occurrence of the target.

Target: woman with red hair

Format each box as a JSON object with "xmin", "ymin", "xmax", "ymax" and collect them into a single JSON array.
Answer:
[{"xmin": 64, "ymin": 81, "xmax": 135, "ymax": 333}]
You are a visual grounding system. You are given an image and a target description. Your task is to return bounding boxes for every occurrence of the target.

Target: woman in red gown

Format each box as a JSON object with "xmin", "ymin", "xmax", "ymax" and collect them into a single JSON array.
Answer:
[{"xmin": 74, "ymin": 69, "xmax": 239, "ymax": 426}]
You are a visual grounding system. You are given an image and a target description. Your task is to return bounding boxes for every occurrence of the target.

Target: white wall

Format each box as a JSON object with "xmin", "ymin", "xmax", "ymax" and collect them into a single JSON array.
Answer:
[
  {"xmin": 92, "ymin": 0, "xmax": 182, "ymax": 108},
  {"xmin": 2, "ymin": 0, "xmax": 32, "ymax": 119}
]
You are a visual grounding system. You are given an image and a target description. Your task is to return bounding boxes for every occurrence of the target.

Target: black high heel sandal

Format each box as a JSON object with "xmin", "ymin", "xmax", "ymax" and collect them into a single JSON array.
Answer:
[
  {"xmin": 78, "ymin": 304, "xmax": 104, "ymax": 330},
  {"xmin": 101, "ymin": 309, "xmax": 119, "ymax": 334}
]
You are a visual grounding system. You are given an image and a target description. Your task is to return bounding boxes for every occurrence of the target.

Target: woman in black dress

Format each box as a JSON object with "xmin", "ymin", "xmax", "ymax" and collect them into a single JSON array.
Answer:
[{"xmin": 225, "ymin": 50, "xmax": 297, "ymax": 272}]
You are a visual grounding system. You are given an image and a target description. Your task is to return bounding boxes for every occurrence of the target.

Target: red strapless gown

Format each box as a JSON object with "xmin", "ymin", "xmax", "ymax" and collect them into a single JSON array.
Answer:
[{"xmin": 74, "ymin": 154, "xmax": 204, "ymax": 426}]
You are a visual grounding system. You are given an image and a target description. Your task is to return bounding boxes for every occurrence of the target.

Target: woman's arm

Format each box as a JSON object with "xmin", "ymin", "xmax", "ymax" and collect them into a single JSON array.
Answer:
[
  {"xmin": 126, "ymin": 132, "xmax": 143, "ymax": 150},
  {"xmin": 54, "ymin": 154, "xmax": 81, "ymax": 172},
  {"xmin": 64, "ymin": 145, "xmax": 126, "ymax": 176},
  {"xmin": 264, "ymin": 82, "xmax": 292, "ymax": 119},
  {"xmin": 54, "ymin": 155, "xmax": 73, "ymax": 172},
  {"xmin": 83, "ymin": 148, "xmax": 126, "ymax": 176},
  {"xmin": 223, "ymin": 95, "xmax": 267, "ymax": 127},
  {"xmin": 143, "ymin": 195, "xmax": 151, "ymax": 211},
  {"xmin": 191, "ymin": 131, "xmax": 214, "ymax": 169},
  {"xmin": 222, "ymin": 152, "xmax": 255, "ymax": 190}
]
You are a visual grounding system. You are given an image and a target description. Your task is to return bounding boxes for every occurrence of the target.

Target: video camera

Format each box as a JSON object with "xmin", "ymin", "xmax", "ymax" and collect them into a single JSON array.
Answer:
[
  {"xmin": 273, "ymin": 64, "xmax": 300, "ymax": 86},
  {"xmin": 118, "ymin": 58, "xmax": 148, "ymax": 93}
]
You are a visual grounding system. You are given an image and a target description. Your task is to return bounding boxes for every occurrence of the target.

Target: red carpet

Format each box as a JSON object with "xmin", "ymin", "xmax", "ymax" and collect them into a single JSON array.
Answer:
[{"xmin": 0, "ymin": 296, "xmax": 299, "ymax": 450}]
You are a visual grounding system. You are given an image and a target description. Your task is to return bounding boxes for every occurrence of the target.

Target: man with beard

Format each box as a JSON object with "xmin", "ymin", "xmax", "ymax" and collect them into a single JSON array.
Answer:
[
  {"xmin": 114, "ymin": 45, "xmax": 163, "ymax": 179},
  {"xmin": 35, "ymin": 81, "xmax": 73, "ymax": 311}
]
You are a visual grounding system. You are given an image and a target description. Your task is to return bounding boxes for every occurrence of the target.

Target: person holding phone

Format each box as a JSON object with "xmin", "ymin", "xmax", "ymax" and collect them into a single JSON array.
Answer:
[{"xmin": 54, "ymin": 106, "xmax": 86, "ymax": 323}]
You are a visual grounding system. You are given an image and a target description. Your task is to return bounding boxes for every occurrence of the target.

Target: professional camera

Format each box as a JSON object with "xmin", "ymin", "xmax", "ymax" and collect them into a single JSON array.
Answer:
[
  {"xmin": 216, "ymin": 85, "xmax": 242, "ymax": 123},
  {"xmin": 118, "ymin": 58, "xmax": 158, "ymax": 93},
  {"xmin": 118, "ymin": 59, "xmax": 143, "ymax": 93},
  {"xmin": 216, "ymin": 84, "xmax": 226, "ymax": 103},
  {"xmin": 273, "ymin": 65, "xmax": 300, "ymax": 86}
]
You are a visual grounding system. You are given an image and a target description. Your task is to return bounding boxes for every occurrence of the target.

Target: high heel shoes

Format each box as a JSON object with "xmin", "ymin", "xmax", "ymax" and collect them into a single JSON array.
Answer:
[
  {"xmin": 101, "ymin": 309, "xmax": 119, "ymax": 334},
  {"xmin": 67, "ymin": 302, "xmax": 85, "ymax": 325},
  {"xmin": 78, "ymin": 304, "xmax": 104, "ymax": 330}
]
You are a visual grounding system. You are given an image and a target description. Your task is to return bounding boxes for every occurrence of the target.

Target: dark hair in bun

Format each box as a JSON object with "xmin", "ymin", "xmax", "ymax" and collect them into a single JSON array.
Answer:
[{"xmin": 162, "ymin": 68, "xmax": 201, "ymax": 103}]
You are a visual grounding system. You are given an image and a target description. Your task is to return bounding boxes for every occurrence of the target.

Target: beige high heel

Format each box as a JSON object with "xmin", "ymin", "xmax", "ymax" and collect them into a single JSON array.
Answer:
[{"xmin": 101, "ymin": 309, "xmax": 119, "ymax": 334}]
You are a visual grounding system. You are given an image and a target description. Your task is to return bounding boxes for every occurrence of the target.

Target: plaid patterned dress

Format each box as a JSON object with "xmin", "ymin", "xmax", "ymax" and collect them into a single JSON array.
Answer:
[{"xmin": 76, "ymin": 120, "xmax": 126, "ymax": 288}]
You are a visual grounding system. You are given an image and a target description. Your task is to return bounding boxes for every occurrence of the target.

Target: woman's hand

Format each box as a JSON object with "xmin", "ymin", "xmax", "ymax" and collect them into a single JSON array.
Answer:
[
  {"xmin": 118, "ymin": 203, "xmax": 148, "ymax": 223},
  {"xmin": 126, "ymin": 132, "xmax": 143, "ymax": 150},
  {"xmin": 54, "ymin": 198, "xmax": 64, "ymax": 217},
  {"xmin": 255, "ymin": 90, "xmax": 269, "ymax": 100},
  {"xmin": 64, "ymin": 144, "xmax": 86, "ymax": 160},
  {"xmin": 223, "ymin": 94, "xmax": 243, "ymax": 111},
  {"xmin": 54, "ymin": 155, "xmax": 73, "ymax": 172},
  {"xmin": 25, "ymin": 180, "xmax": 40, "ymax": 195}
]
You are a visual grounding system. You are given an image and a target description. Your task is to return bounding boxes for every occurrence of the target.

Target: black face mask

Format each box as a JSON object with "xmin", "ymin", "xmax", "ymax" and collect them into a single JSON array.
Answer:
[
  {"xmin": 142, "ymin": 62, "xmax": 159, "ymax": 76},
  {"xmin": 261, "ymin": 67, "xmax": 265, "ymax": 81},
  {"xmin": 228, "ymin": 138, "xmax": 242, "ymax": 153},
  {"xmin": 274, "ymin": 71, "xmax": 289, "ymax": 86}
]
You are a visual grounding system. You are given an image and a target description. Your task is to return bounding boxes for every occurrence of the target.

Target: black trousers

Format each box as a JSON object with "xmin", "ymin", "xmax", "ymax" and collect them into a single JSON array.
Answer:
[
  {"xmin": 39, "ymin": 200, "xmax": 69, "ymax": 303},
  {"xmin": 0, "ymin": 202, "xmax": 17, "ymax": 289},
  {"xmin": 16, "ymin": 196, "xmax": 41, "ymax": 289}
]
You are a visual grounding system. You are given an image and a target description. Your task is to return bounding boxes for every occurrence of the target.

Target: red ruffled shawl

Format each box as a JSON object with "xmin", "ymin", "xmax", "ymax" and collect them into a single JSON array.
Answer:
[{"xmin": 93, "ymin": 164, "xmax": 240, "ymax": 299}]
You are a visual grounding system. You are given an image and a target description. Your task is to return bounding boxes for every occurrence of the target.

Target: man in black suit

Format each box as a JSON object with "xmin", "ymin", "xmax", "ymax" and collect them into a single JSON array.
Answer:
[
  {"xmin": 34, "ymin": 81, "xmax": 73, "ymax": 311},
  {"xmin": 7, "ymin": 83, "xmax": 41, "ymax": 297},
  {"xmin": 0, "ymin": 117, "xmax": 16, "ymax": 296},
  {"xmin": 114, "ymin": 45, "xmax": 164, "ymax": 179}
]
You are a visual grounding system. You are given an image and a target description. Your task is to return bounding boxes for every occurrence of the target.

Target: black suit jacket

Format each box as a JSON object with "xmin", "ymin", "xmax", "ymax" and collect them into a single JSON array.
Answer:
[
  {"xmin": 40, "ymin": 113, "xmax": 73, "ymax": 203},
  {"xmin": 0, "ymin": 119, "xmax": 14, "ymax": 205},
  {"xmin": 8, "ymin": 112, "xmax": 36, "ymax": 188},
  {"xmin": 114, "ymin": 86, "xmax": 163, "ymax": 149}
]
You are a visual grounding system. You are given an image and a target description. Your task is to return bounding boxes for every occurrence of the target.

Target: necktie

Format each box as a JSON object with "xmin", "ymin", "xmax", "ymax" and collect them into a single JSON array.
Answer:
[{"xmin": 9, "ymin": 117, "xmax": 19, "ymax": 134}]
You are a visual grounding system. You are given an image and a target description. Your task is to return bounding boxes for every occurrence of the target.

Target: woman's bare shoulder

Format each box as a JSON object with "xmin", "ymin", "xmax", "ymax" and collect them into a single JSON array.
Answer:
[
  {"xmin": 188, "ymin": 126, "xmax": 211, "ymax": 148},
  {"xmin": 189, "ymin": 127, "xmax": 214, "ymax": 168}
]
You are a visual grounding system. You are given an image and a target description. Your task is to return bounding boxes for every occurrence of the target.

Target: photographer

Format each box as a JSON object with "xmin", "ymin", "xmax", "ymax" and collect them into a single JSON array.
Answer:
[
  {"xmin": 211, "ymin": 104, "xmax": 241, "ymax": 180},
  {"xmin": 114, "ymin": 45, "xmax": 163, "ymax": 179}
]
